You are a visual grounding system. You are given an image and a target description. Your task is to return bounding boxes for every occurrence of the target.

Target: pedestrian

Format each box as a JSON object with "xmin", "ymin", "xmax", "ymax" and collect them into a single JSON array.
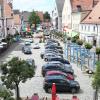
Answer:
[
  {"xmin": 71, "ymin": 95, "xmax": 79, "ymax": 100},
  {"xmin": 31, "ymin": 93, "xmax": 39, "ymax": 100},
  {"xmin": 25, "ymin": 96, "xmax": 29, "ymax": 100}
]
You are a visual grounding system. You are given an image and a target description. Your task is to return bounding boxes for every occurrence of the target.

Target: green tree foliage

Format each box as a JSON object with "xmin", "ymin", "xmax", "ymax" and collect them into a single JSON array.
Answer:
[
  {"xmin": 43, "ymin": 12, "xmax": 51, "ymax": 22},
  {"xmin": 96, "ymin": 47, "xmax": 100, "ymax": 61},
  {"xmin": 28, "ymin": 10, "xmax": 40, "ymax": 28},
  {"xmin": 0, "ymin": 57, "xmax": 35, "ymax": 100},
  {"xmin": 92, "ymin": 62, "xmax": 100, "ymax": 100},
  {"xmin": 0, "ymin": 86, "xmax": 14, "ymax": 100}
]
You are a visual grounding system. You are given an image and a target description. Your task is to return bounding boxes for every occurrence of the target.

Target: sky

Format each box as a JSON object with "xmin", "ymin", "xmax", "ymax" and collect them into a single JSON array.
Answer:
[{"xmin": 13, "ymin": 0, "xmax": 55, "ymax": 14}]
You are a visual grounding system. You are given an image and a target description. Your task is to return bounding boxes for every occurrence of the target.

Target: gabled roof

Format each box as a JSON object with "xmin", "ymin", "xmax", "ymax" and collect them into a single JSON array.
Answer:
[
  {"xmin": 81, "ymin": 1, "xmax": 100, "ymax": 24},
  {"xmin": 55, "ymin": 0, "xmax": 65, "ymax": 17},
  {"xmin": 71, "ymin": 0, "xmax": 93, "ymax": 12}
]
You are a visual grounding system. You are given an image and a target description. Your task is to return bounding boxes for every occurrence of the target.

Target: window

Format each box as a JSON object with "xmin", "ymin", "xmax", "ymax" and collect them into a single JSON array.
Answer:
[
  {"xmin": 85, "ymin": 26, "xmax": 86, "ymax": 31},
  {"xmin": 93, "ymin": 26, "xmax": 96, "ymax": 32},
  {"xmin": 88, "ymin": 26, "xmax": 90, "ymax": 31},
  {"xmin": 77, "ymin": 5, "xmax": 82, "ymax": 12},
  {"xmin": 81, "ymin": 25, "xmax": 83, "ymax": 30}
]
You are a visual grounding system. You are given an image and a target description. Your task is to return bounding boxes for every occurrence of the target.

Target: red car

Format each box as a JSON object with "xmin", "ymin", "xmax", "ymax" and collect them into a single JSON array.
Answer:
[{"xmin": 45, "ymin": 70, "xmax": 74, "ymax": 80}]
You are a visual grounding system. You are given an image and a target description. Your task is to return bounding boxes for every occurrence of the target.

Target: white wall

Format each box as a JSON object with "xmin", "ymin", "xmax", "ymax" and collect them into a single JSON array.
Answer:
[
  {"xmin": 62, "ymin": 0, "xmax": 72, "ymax": 28},
  {"xmin": 52, "ymin": 7, "xmax": 58, "ymax": 29},
  {"xmin": 79, "ymin": 24, "xmax": 100, "ymax": 46},
  {"xmin": 72, "ymin": 12, "xmax": 81, "ymax": 31}
]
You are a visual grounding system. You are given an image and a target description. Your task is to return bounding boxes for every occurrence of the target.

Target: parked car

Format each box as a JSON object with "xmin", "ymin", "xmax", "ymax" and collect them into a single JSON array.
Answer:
[
  {"xmin": 33, "ymin": 43, "xmax": 40, "ymax": 49},
  {"xmin": 43, "ymin": 53, "xmax": 62, "ymax": 61},
  {"xmin": 48, "ymin": 57, "xmax": 70, "ymax": 64},
  {"xmin": 47, "ymin": 61, "xmax": 72, "ymax": 68},
  {"xmin": 43, "ymin": 75, "xmax": 80, "ymax": 93},
  {"xmin": 42, "ymin": 63, "xmax": 74, "ymax": 76},
  {"xmin": 46, "ymin": 70, "xmax": 74, "ymax": 80}
]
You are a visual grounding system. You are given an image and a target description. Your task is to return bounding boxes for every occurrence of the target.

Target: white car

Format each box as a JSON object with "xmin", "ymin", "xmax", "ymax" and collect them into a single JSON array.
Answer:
[{"xmin": 33, "ymin": 43, "xmax": 40, "ymax": 49}]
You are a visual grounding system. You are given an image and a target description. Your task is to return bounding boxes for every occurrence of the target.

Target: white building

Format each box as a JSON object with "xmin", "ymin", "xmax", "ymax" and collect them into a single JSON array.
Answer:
[
  {"xmin": 52, "ymin": 7, "xmax": 58, "ymax": 30},
  {"xmin": 62, "ymin": 0, "xmax": 72, "ymax": 29},
  {"xmin": 52, "ymin": 0, "xmax": 65, "ymax": 31},
  {"xmin": 79, "ymin": 1, "xmax": 100, "ymax": 47}
]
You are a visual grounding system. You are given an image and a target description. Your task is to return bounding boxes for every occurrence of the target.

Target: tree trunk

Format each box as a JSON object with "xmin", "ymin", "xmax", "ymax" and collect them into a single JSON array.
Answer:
[
  {"xmin": 16, "ymin": 83, "xmax": 20, "ymax": 100},
  {"xmin": 94, "ymin": 87, "xmax": 98, "ymax": 100}
]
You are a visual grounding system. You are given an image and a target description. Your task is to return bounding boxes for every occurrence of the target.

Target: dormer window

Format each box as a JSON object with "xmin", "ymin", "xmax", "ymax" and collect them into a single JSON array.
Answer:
[
  {"xmin": 77, "ymin": 5, "xmax": 82, "ymax": 12},
  {"xmin": 89, "ymin": 17, "xmax": 92, "ymax": 19}
]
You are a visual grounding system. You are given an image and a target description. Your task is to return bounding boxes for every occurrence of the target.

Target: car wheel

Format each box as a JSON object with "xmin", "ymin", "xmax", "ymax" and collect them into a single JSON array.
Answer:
[
  {"xmin": 47, "ymin": 88, "xmax": 52, "ymax": 93},
  {"xmin": 45, "ymin": 58, "xmax": 48, "ymax": 62},
  {"xmin": 71, "ymin": 88, "xmax": 77, "ymax": 93}
]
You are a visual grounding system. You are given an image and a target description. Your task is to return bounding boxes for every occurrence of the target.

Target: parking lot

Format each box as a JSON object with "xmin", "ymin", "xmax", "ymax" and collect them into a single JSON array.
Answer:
[{"xmin": 0, "ymin": 37, "xmax": 95, "ymax": 100}]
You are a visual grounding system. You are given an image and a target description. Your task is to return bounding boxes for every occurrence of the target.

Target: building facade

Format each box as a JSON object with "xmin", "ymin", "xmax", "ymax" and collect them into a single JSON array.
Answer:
[
  {"xmin": 79, "ymin": 1, "xmax": 100, "ymax": 47},
  {"xmin": 62, "ymin": 0, "xmax": 72, "ymax": 29},
  {"xmin": 0, "ymin": 0, "xmax": 14, "ymax": 38},
  {"xmin": 13, "ymin": 10, "xmax": 21, "ymax": 33},
  {"xmin": 52, "ymin": 0, "xmax": 65, "ymax": 31}
]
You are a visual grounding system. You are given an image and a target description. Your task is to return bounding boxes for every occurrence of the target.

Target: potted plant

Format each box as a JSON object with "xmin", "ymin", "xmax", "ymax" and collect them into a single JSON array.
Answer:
[
  {"xmin": 71, "ymin": 37, "xmax": 77, "ymax": 43},
  {"xmin": 85, "ymin": 43, "xmax": 92, "ymax": 50},
  {"xmin": 96, "ymin": 47, "xmax": 100, "ymax": 61},
  {"xmin": 76, "ymin": 39, "xmax": 83, "ymax": 46}
]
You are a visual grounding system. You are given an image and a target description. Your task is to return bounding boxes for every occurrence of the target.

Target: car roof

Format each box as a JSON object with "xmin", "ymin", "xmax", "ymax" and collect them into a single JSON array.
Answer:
[{"xmin": 44, "ymin": 63, "xmax": 61, "ymax": 67}]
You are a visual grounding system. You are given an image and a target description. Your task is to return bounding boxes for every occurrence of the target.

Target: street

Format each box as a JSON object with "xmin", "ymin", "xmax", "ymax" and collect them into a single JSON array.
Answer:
[{"xmin": 0, "ymin": 37, "xmax": 95, "ymax": 100}]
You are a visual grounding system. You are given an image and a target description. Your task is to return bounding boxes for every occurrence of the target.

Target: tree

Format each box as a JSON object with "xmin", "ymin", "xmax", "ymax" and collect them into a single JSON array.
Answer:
[
  {"xmin": 0, "ymin": 57, "xmax": 35, "ymax": 100},
  {"xmin": 96, "ymin": 47, "xmax": 100, "ymax": 61},
  {"xmin": 43, "ymin": 12, "xmax": 51, "ymax": 22},
  {"xmin": 92, "ymin": 61, "xmax": 100, "ymax": 100},
  {"xmin": 28, "ymin": 10, "xmax": 40, "ymax": 29}
]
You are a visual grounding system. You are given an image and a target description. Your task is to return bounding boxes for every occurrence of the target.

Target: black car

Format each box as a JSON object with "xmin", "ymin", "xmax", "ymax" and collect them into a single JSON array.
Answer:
[
  {"xmin": 43, "ymin": 75, "xmax": 80, "ymax": 93},
  {"xmin": 42, "ymin": 63, "xmax": 74, "ymax": 76},
  {"xmin": 48, "ymin": 57, "xmax": 70, "ymax": 64},
  {"xmin": 22, "ymin": 47, "xmax": 32, "ymax": 54}
]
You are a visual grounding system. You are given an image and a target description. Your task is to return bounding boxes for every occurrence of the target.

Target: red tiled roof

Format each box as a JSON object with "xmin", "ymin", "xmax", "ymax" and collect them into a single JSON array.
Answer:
[
  {"xmin": 81, "ymin": 1, "xmax": 100, "ymax": 24},
  {"xmin": 71, "ymin": 0, "xmax": 93, "ymax": 12}
]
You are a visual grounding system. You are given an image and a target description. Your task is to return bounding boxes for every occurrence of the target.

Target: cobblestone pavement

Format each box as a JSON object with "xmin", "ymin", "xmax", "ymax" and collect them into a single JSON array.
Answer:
[{"xmin": 0, "ymin": 37, "xmax": 98, "ymax": 100}]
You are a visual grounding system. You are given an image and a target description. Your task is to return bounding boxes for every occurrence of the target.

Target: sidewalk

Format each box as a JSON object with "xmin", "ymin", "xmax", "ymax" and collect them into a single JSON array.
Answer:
[{"xmin": 56, "ymin": 39, "xmax": 95, "ymax": 100}]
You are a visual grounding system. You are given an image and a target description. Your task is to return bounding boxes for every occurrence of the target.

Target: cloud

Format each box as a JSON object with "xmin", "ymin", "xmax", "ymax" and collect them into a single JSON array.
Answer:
[{"xmin": 13, "ymin": 0, "xmax": 55, "ymax": 13}]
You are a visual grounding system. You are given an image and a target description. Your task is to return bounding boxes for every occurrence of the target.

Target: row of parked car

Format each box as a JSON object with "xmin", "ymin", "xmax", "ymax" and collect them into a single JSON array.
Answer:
[{"xmin": 40, "ymin": 39, "xmax": 80, "ymax": 93}]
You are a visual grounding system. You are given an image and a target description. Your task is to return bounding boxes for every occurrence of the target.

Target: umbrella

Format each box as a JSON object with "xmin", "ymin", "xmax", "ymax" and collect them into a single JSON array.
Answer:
[{"xmin": 52, "ymin": 83, "xmax": 56, "ymax": 100}]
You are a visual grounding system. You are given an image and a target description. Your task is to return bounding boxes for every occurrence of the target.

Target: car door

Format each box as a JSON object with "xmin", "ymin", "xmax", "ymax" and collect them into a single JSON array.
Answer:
[{"xmin": 55, "ymin": 79, "xmax": 67, "ymax": 92}]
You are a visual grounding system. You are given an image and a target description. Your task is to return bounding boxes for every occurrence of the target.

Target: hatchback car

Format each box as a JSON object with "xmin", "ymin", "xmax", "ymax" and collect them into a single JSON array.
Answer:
[
  {"xmin": 48, "ymin": 57, "xmax": 70, "ymax": 64},
  {"xmin": 46, "ymin": 70, "xmax": 74, "ymax": 80},
  {"xmin": 22, "ymin": 47, "xmax": 32, "ymax": 54},
  {"xmin": 42, "ymin": 63, "xmax": 74, "ymax": 76},
  {"xmin": 43, "ymin": 75, "xmax": 80, "ymax": 93}
]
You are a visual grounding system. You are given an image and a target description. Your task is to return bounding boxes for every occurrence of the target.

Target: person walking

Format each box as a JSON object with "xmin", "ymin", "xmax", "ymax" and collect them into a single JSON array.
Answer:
[{"xmin": 31, "ymin": 93, "xmax": 39, "ymax": 100}]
